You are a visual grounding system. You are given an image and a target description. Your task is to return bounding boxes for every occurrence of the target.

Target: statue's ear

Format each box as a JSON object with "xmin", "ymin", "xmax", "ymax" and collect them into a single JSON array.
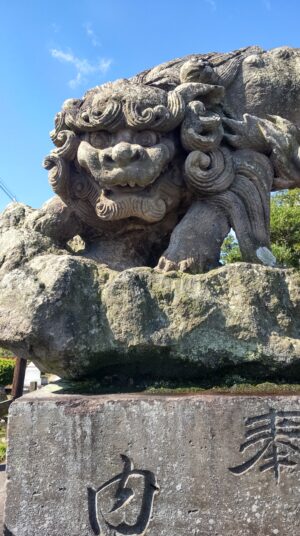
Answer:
[
  {"xmin": 180, "ymin": 58, "xmax": 219, "ymax": 85},
  {"xmin": 175, "ymin": 82, "xmax": 224, "ymax": 107},
  {"xmin": 176, "ymin": 58, "xmax": 224, "ymax": 106}
]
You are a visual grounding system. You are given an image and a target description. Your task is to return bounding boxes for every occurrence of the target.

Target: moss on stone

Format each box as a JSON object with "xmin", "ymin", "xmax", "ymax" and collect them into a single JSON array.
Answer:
[
  {"xmin": 45, "ymin": 379, "xmax": 300, "ymax": 396},
  {"xmin": 145, "ymin": 382, "xmax": 300, "ymax": 395}
]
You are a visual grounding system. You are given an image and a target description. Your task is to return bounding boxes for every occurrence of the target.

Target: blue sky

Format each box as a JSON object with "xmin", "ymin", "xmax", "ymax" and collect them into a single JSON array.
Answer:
[{"xmin": 1, "ymin": 0, "xmax": 300, "ymax": 212}]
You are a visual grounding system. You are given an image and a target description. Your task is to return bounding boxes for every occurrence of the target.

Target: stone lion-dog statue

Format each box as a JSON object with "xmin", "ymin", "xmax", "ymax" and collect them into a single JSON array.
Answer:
[{"xmin": 42, "ymin": 46, "xmax": 300, "ymax": 273}]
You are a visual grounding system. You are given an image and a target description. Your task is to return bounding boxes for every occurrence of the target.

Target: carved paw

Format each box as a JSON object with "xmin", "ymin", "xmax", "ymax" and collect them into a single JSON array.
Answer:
[{"xmin": 157, "ymin": 255, "xmax": 205, "ymax": 274}]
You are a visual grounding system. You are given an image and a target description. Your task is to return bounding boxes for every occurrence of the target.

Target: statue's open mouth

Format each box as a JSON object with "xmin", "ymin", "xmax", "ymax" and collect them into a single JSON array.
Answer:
[
  {"xmin": 94, "ymin": 164, "xmax": 173, "ymax": 223},
  {"xmin": 95, "ymin": 189, "xmax": 167, "ymax": 223},
  {"xmin": 102, "ymin": 170, "xmax": 165, "ymax": 194}
]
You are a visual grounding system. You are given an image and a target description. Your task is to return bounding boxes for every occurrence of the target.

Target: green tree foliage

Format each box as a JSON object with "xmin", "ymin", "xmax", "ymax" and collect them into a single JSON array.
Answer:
[
  {"xmin": 222, "ymin": 189, "xmax": 300, "ymax": 269},
  {"xmin": 221, "ymin": 233, "xmax": 242, "ymax": 264},
  {"xmin": 270, "ymin": 189, "xmax": 300, "ymax": 269},
  {"xmin": 0, "ymin": 358, "xmax": 15, "ymax": 385},
  {"xmin": 0, "ymin": 347, "xmax": 13, "ymax": 358}
]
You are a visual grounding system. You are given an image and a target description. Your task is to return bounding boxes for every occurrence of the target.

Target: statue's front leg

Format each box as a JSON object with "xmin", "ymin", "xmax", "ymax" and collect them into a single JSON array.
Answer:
[{"xmin": 157, "ymin": 200, "xmax": 230, "ymax": 273}]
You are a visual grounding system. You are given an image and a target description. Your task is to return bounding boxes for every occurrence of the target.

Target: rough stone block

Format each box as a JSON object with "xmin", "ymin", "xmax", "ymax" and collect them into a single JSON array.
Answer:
[{"xmin": 4, "ymin": 391, "xmax": 300, "ymax": 535}]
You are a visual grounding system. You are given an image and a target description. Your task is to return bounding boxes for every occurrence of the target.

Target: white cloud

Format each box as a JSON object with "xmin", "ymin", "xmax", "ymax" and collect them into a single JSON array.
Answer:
[
  {"xmin": 50, "ymin": 48, "xmax": 112, "ymax": 88},
  {"xmin": 84, "ymin": 23, "xmax": 101, "ymax": 47},
  {"xmin": 204, "ymin": 0, "xmax": 217, "ymax": 11},
  {"xmin": 69, "ymin": 72, "xmax": 83, "ymax": 89}
]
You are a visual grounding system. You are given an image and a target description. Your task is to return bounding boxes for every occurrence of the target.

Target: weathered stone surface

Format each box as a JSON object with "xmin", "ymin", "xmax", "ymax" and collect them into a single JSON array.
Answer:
[
  {"xmin": 2, "ymin": 47, "xmax": 300, "ymax": 380},
  {"xmin": 0, "ymin": 202, "xmax": 299, "ymax": 380},
  {"xmin": 5, "ymin": 391, "xmax": 300, "ymax": 535},
  {"xmin": 41, "ymin": 46, "xmax": 300, "ymax": 273}
]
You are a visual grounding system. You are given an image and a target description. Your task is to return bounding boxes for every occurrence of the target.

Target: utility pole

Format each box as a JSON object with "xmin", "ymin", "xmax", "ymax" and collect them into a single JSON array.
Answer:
[
  {"xmin": 0, "ymin": 177, "xmax": 17, "ymax": 203},
  {"xmin": 11, "ymin": 358, "xmax": 27, "ymax": 399}
]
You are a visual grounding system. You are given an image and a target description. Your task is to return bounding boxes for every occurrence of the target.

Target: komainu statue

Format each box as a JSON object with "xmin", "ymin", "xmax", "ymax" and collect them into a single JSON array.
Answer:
[
  {"xmin": 43, "ymin": 46, "xmax": 300, "ymax": 273},
  {"xmin": 1, "ymin": 46, "xmax": 300, "ymax": 380}
]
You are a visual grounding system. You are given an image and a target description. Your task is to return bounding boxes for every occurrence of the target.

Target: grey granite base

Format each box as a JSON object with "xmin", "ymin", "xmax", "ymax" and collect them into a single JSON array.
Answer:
[{"xmin": 4, "ymin": 391, "xmax": 300, "ymax": 535}]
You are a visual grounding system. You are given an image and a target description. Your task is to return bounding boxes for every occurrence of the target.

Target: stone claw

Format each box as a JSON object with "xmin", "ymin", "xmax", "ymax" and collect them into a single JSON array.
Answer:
[
  {"xmin": 156, "ymin": 256, "xmax": 178, "ymax": 273},
  {"xmin": 157, "ymin": 255, "xmax": 203, "ymax": 274}
]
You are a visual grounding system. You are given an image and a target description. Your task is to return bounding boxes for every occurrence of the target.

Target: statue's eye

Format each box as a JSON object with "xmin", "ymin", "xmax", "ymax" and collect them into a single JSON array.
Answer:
[
  {"xmin": 89, "ymin": 132, "xmax": 111, "ymax": 149},
  {"xmin": 135, "ymin": 131, "xmax": 158, "ymax": 147}
]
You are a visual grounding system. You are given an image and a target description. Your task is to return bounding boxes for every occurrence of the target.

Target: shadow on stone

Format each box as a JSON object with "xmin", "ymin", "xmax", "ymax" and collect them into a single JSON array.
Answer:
[{"xmin": 4, "ymin": 526, "xmax": 15, "ymax": 536}]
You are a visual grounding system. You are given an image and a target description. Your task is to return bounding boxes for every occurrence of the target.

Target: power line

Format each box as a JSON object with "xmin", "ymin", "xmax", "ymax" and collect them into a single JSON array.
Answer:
[{"xmin": 0, "ymin": 177, "xmax": 17, "ymax": 202}]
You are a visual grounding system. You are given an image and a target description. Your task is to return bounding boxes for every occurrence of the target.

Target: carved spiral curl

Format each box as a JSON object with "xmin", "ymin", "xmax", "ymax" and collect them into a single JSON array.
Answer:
[
  {"xmin": 62, "ymin": 88, "xmax": 185, "ymax": 133},
  {"xmin": 50, "ymin": 112, "xmax": 67, "ymax": 145},
  {"xmin": 65, "ymin": 100, "xmax": 124, "ymax": 132},
  {"xmin": 51, "ymin": 131, "xmax": 80, "ymax": 161},
  {"xmin": 124, "ymin": 92, "xmax": 185, "ymax": 131},
  {"xmin": 88, "ymin": 100, "xmax": 123, "ymax": 130},
  {"xmin": 184, "ymin": 147, "xmax": 234, "ymax": 195},
  {"xmin": 181, "ymin": 101, "xmax": 224, "ymax": 152},
  {"xmin": 124, "ymin": 101, "xmax": 170, "ymax": 129},
  {"xmin": 43, "ymin": 154, "xmax": 70, "ymax": 201},
  {"xmin": 50, "ymin": 99, "xmax": 82, "ymax": 142},
  {"xmin": 120, "ymin": 88, "xmax": 185, "ymax": 131}
]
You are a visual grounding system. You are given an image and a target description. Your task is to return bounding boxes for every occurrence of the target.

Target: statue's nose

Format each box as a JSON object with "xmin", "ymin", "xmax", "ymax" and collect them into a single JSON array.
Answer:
[{"xmin": 111, "ymin": 142, "xmax": 140, "ymax": 164}]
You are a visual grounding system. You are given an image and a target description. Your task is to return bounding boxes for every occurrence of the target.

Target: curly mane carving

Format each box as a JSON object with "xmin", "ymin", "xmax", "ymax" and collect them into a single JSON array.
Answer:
[{"xmin": 44, "ymin": 46, "xmax": 300, "ymax": 272}]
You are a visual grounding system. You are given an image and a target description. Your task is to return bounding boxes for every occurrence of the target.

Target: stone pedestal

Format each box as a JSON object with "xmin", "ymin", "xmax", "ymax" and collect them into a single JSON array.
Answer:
[{"xmin": 4, "ymin": 391, "xmax": 300, "ymax": 535}]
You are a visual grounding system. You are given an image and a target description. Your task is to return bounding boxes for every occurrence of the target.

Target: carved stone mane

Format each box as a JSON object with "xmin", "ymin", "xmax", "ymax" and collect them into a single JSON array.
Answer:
[{"xmin": 43, "ymin": 46, "xmax": 300, "ymax": 272}]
